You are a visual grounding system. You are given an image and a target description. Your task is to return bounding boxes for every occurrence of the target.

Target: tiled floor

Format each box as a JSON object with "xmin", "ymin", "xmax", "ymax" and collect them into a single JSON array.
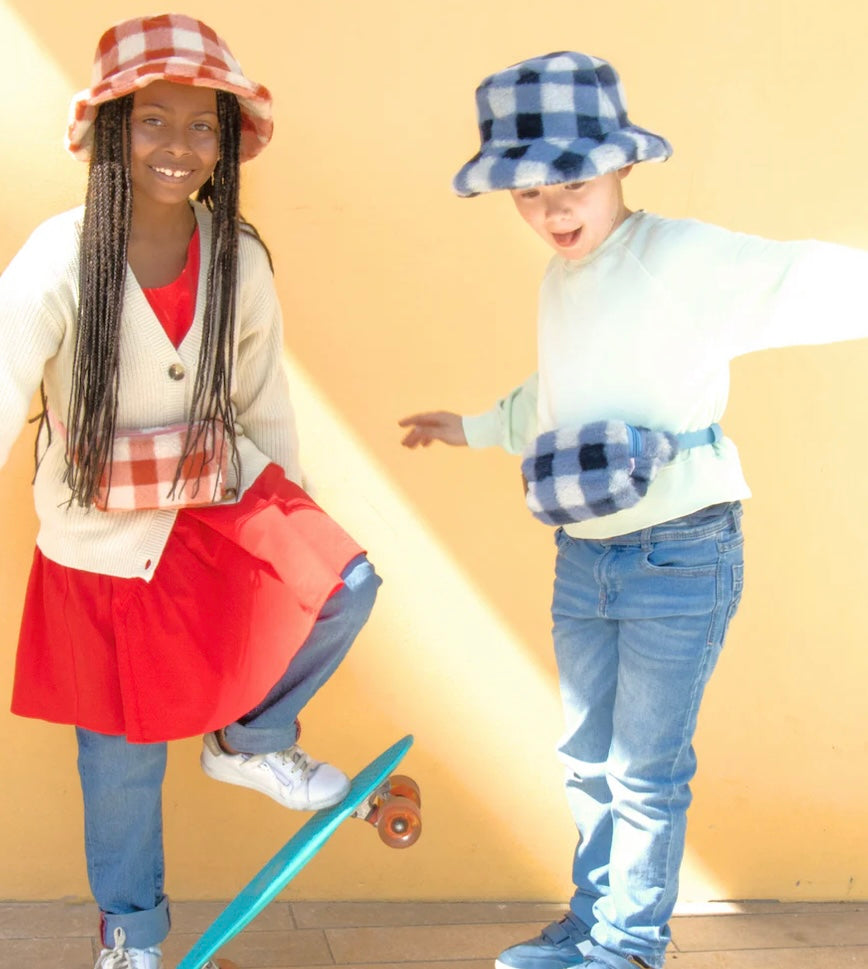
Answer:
[{"xmin": 0, "ymin": 898, "xmax": 866, "ymax": 968}]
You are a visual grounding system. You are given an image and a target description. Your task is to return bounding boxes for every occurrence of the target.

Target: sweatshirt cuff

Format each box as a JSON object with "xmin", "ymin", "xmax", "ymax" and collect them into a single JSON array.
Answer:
[{"xmin": 462, "ymin": 409, "xmax": 502, "ymax": 449}]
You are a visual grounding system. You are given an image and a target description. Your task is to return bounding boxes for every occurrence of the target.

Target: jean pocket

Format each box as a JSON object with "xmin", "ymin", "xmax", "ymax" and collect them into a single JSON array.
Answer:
[
  {"xmin": 640, "ymin": 536, "xmax": 721, "ymax": 577},
  {"xmin": 708, "ymin": 557, "xmax": 745, "ymax": 647}
]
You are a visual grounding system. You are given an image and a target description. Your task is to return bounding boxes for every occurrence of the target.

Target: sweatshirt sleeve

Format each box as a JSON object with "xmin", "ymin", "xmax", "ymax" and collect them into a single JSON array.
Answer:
[
  {"xmin": 462, "ymin": 372, "xmax": 539, "ymax": 453},
  {"xmin": 233, "ymin": 235, "xmax": 302, "ymax": 483},
  {"xmin": 0, "ymin": 218, "xmax": 72, "ymax": 469},
  {"xmin": 656, "ymin": 219, "xmax": 868, "ymax": 358}
]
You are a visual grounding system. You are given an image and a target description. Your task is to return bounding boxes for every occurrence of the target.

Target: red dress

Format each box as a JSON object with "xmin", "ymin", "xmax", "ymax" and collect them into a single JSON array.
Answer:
[{"xmin": 11, "ymin": 230, "xmax": 363, "ymax": 743}]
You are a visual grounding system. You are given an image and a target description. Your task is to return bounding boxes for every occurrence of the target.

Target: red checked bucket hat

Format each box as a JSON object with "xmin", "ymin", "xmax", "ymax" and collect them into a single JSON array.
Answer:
[{"xmin": 66, "ymin": 13, "xmax": 273, "ymax": 163}]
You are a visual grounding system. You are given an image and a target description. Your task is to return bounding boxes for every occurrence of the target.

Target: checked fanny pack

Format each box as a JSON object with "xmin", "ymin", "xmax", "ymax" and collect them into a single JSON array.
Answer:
[
  {"xmin": 50, "ymin": 413, "xmax": 230, "ymax": 512},
  {"xmin": 521, "ymin": 420, "xmax": 722, "ymax": 526},
  {"xmin": 93, "ymin": 421, "xmax": 230, "ymax": 512}
]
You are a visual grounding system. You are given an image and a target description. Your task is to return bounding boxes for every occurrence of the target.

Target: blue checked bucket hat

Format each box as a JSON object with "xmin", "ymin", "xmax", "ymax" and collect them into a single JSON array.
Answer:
[{"xmin": 453, "ymin": 51, "xmax": 672, "ymax": 197}]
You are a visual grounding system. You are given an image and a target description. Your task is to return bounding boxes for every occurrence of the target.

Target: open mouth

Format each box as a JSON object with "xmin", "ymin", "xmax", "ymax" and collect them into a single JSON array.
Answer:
[
  {"xmin": 552, "ymin": 228, "xmax": 581, "ymax": 248},
  {"xmin": 150, "ymin": 165, "xmax": 193, "ymax": 181}
]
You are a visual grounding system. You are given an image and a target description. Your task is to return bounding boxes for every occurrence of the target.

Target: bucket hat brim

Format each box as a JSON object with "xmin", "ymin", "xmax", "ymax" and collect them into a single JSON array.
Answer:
[
  {"xmin": 65, "ymin": 14, "xmax": 273, "ymax": 164},
  {"xmin": 453, "ymin": 124, "xmax": 672, "ymax": 197}
]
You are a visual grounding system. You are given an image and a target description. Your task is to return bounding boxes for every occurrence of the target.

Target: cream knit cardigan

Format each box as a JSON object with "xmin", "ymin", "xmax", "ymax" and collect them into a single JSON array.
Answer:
[{"xmin": 0, "ymin": 202, "xmax": 300, "ymax": 580}]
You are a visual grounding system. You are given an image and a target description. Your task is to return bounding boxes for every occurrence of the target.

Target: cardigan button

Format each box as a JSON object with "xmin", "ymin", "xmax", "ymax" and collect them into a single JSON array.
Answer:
[{"xmin": 168, "ymin": 363, "xmax": 186, "ymax": 381}]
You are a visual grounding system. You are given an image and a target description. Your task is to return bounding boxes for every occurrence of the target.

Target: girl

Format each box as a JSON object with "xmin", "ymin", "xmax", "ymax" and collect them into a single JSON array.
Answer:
[{"xmin": 0, "ymin": 14, "xmax": 380, "ymax": 969}]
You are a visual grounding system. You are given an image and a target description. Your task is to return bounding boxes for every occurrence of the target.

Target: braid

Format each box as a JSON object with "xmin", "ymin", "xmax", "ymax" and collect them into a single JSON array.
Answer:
[
  {"xmin": 62, "ymin": 90, "xmax": 266, "ymax": 506},
  {"xmin": 176, "ymin": 89, "xmax": 244, "ymax": 497},
  {"xmin": 63, "ymin": 95, "xmax": 133, "ymax": 506}
]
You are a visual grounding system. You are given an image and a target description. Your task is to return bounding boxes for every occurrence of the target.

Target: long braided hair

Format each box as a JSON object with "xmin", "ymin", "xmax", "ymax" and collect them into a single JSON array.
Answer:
[{"xmin": 60, "ymin": 88, "xmax": 254, "ymax": 507}]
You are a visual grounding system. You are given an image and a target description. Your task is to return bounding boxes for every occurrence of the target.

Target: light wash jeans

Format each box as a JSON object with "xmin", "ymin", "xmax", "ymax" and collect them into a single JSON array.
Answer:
[
  {"xmin": 551, "ymin": 503, "xmax": 744, "ymax": 969},
  {"xmin": 76, "ymin": 553, "xmax": 380, "ymax": 949}
]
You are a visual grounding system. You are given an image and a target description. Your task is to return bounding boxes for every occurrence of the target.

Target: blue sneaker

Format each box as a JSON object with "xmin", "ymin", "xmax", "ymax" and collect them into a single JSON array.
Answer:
[{"xmin": 495, "ymin": 914, "xmax": 594, "ymax": 969}]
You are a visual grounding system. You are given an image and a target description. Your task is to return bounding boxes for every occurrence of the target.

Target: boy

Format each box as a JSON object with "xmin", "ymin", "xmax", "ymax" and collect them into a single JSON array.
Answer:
[{"xmin": 400, "ymin": 51, "xmax": 868, "ymax": 969}]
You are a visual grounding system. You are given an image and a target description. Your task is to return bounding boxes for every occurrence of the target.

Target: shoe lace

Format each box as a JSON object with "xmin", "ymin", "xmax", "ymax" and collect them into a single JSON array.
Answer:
[
  {"xmin": 277, "ymin": 745, "xmax": 314, "ymax": 773},
  {"xmin": 262, "ymin": 744, "xmax": 316, "ymax": 787},
  {"xmin": 97, "ymin": 928, "xmax": 136, "ymax": 969}
]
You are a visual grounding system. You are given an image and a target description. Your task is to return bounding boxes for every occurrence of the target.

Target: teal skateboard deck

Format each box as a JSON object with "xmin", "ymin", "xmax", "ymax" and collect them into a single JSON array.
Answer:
[{"xmin": 177, "ymin": 735, "xmax": 419, "ymax": 969}]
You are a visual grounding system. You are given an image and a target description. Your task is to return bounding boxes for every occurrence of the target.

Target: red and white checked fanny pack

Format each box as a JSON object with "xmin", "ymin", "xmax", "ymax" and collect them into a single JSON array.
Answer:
[
  {"xmin": 50, "ymin": 414, "xmax": 230, "ymax": 511},
  {"xmin": 94, "ymin": 421, "xmax": 229, "ymax": 511}
]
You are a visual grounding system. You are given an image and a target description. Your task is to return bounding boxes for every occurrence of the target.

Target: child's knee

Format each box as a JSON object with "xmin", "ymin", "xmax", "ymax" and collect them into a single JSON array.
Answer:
[
  {"xmin": 313, "ymin": 554, "xmax": 380, "ymax": 636},
  {"xmin": 337, "ymin": 553, "xmax": 382, "ymax": 623}
]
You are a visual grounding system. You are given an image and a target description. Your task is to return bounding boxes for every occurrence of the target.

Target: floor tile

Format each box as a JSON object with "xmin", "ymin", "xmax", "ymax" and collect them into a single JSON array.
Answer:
[
  {"xmin": 674, "ymin": 900, "xmax": 867, "ymax": 916},
  {"xmin": 163, "ymin": 927, "xmax": 332, "ymax": 968},
  {"xmin": 667, "ymin": 945, "xmax": 868, "ymax": 968},
  {"xmin": 169, "ymin": 899, "xmax": 294, "ymax": 934},
  {"xmin": 0, "ymin": 899, "xmax": 94, "ymax": 939},
  {"xmin": 672, "ymin": 910, "xmax": 868, "ymax": 951},
  {"xmin": 0, "ymin": 936, "xmax": 94, "ymax": 968},
  {"xmin": 292, "ymin": 900, "xmax": 563, "ymax": 928},
  {"xmin": 325, "ymin": 922, "xmax": 541, "ymax": 963},
  {"xmin": 0, "ymin": 899, "xmax": 864, "ymax": 969},
  {"xmin": 257, "ymin": 964, "xmax": 494, "ymax": 969}
]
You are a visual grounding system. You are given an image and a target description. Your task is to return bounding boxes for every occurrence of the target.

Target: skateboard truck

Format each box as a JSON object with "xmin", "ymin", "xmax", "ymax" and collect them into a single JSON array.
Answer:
[{"xmin": 352, "ymin": 773, "xmax": 422, "ymax": 848}]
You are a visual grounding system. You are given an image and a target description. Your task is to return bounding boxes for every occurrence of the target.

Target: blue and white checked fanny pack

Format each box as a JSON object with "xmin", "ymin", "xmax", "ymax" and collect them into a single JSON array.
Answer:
[{"xmin": 521, "ymin": 421, "xmax": 722, "ymax": 526}]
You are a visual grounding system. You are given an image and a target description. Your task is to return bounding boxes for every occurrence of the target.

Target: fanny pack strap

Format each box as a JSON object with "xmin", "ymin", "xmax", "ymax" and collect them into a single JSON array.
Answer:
[
  {"xmin": 674, "ymin": 422, "xmax": 722, "ymax": 450},
  {"xmin": 627, "ymin": 422, "xmax": 722, "ymax": 458}
]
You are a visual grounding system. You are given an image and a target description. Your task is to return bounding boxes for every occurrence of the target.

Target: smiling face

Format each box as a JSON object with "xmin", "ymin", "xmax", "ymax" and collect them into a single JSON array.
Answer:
[
  {"xmin": 509, "ymin": 167, "xmax": 633, "ymax": 261},
  {"xmin": 129, "ymin": 80, "xmax": 220, "ymax": 214}
]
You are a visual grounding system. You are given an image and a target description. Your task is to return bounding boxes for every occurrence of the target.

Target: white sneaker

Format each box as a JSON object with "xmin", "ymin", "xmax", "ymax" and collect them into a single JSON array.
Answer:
[
  {"xmin": 201, "ymin": 732, "xmax": 350, "ymax": 810},
  {"xmin": 95, "ymin": 927, "xmax": 161, "ymax": 969}
]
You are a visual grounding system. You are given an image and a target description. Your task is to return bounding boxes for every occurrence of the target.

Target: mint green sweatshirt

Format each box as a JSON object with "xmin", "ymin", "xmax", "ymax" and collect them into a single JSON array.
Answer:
[{"xmin": 463, "ymin": 211, "xmax": 868, "ymax": 538}]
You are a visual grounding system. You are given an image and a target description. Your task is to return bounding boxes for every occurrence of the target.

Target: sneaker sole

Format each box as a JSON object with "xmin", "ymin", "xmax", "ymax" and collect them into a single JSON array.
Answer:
[
  {"xmin": 494, "ymin": 949, "xmax": 589, "ymax": 969},
  {"xmin": 494, "ymin": 961, "xmax": 585, "ymax": 969}
]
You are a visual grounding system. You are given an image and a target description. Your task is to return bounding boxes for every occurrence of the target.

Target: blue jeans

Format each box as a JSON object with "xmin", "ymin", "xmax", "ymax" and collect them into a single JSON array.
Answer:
[
  {"xmin": 76, "ymin": 553, "xmax": 380, "ymax": 949},
  {"xmin": 551, "ymin": 503, "xmax": 744, "ymax": 969}
]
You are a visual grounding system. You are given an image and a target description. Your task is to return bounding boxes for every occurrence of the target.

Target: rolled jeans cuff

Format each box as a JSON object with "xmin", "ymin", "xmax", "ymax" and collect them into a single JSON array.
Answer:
[{"xmin": 102, "ymin": 894, "xmax": 170, "ymax": 949}]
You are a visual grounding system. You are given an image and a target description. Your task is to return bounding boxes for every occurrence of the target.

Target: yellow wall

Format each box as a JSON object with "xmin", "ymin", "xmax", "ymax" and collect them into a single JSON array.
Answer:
[{"xmin": 1, "ymin": 0, "xmax": 866, "ymax": 906}]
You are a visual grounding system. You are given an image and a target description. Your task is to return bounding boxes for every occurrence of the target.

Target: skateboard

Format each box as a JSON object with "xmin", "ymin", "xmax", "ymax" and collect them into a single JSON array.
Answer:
[{"xmin": 177, "ymin": 734, "xmax": 420, "ymax": 969}]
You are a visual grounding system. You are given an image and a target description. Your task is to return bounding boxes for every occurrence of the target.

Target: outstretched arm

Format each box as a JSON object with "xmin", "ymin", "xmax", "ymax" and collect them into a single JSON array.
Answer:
[
  {"xmin": 398, "ymin": 411, "xmax": 467, "ymax": 448},
  {"xmin": 399, "ymin": 374, "xmax": 539, "ymax": 454}
]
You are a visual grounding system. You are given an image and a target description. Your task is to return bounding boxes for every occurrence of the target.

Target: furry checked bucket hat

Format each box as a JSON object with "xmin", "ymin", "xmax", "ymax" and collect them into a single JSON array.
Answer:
[
  {"xmin": 453, "ymin": 51, "xmax": 671, "ymax": 197},
  {"xmin": 66, "ymin": 13, "xmax": 273, "ymax": 163}
]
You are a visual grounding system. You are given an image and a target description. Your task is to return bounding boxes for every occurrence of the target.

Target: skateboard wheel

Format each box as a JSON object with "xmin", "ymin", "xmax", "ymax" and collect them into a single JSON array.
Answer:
[
  {"xmin": 376, "ymin": 795, "xmax": 422, "ymax": 848},
  {"xmin": 388, "ymin": 774, "xmax": 421, "ymax": 807}
]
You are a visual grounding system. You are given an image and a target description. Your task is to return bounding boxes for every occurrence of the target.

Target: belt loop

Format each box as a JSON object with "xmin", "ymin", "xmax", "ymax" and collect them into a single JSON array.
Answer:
[{"xmin": 730, "ymin": 500, "xmax": 743, "ymax": 528}]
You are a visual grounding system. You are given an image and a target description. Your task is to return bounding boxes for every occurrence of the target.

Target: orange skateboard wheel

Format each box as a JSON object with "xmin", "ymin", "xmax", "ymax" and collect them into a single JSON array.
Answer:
[
  {"xmin": 376, "ymin": 795, "xmax": 422, "ymax": 848},
  {"xmin": 388, "ymin": 774, "xmax": 421, "ymax": 807}
]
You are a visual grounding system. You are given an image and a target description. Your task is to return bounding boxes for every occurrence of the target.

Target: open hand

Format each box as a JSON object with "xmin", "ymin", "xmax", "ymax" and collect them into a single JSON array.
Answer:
[{"xmin": 398, "ymin": 411, "xmax": 467, "ymax": 448}]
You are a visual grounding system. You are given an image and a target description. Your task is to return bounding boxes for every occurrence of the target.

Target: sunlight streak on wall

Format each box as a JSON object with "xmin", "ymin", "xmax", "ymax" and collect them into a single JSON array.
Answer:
[
  {"xmin": 282, "ymin": 354, "xmax": 730, "ymax": 903},
  {"xmin": 0, "ymin": 3, "xmax": 84, "ymax": 250}
]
